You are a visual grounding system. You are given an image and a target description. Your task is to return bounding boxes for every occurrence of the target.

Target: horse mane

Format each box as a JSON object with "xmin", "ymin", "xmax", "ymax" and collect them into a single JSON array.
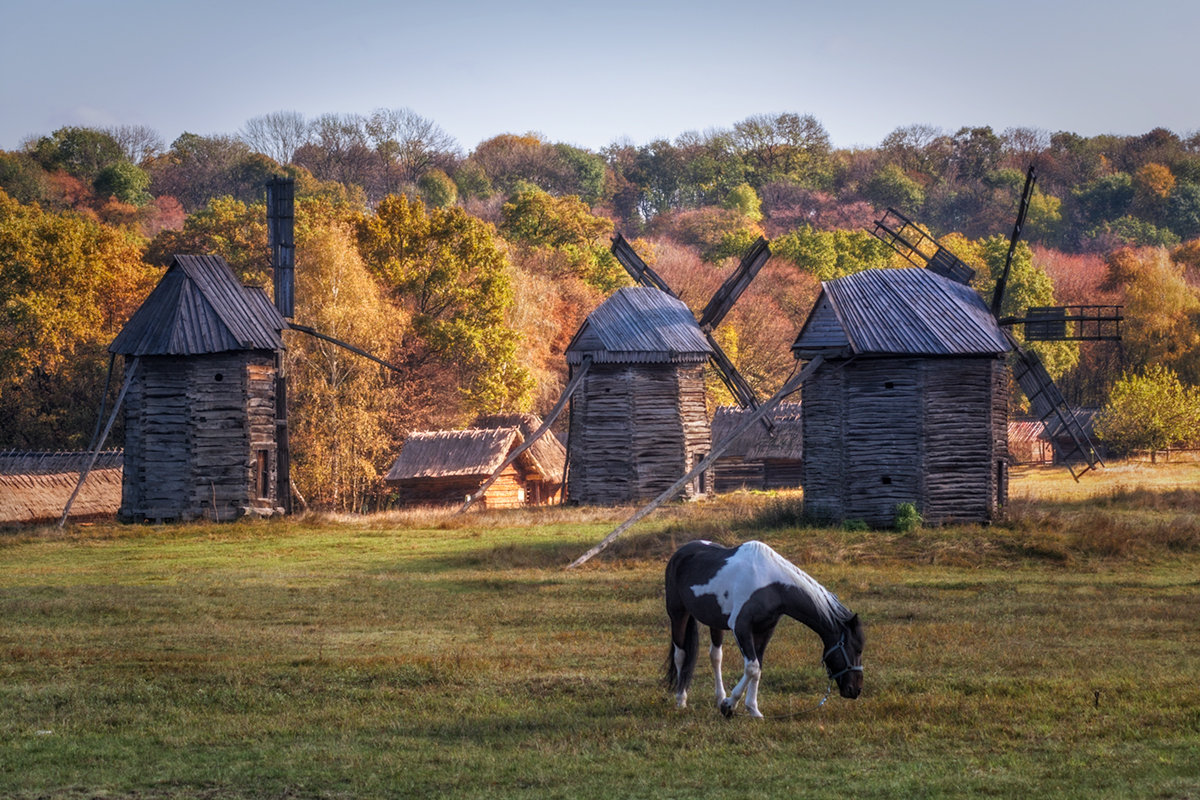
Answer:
[{"xmin": 744, "ymin": 540, "xmax": 854, "ymax": 629}]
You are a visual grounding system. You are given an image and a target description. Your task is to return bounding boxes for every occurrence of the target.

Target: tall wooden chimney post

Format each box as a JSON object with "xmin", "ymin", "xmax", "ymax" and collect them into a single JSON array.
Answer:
[{"xmin": 267, "ymin": 177, "xmax": 295, "ymax": 513}]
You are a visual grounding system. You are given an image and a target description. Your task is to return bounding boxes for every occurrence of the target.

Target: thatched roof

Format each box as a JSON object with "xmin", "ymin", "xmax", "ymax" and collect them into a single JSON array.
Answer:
[
  {"xmin": 472, "ymin": 413, "xmax": 565, "ymax": 483},
  {"xmin": 0, "ymin": 468, "xmax": 122, "ymax": 525},
  {"xmin": 110, "ymin": 254, "xmax": 285, "ymax": 356},
  {"xmin": 566, "ymin": 286, "xmax": 711, "ymax": 365},
  {"xmin": 711, "ymin": 403, "xmax": 804, "ymax": 460},
  {"xmin": 792, "ymin": 268, "xmax": 1011, "ymax": 359},
  {"xmin": 385, "ymin": 428, "xmax": 535, "ymax": 482},
  {"xmin": 0, "ymin": 450, "xmax": 122, "ymax": 475}
]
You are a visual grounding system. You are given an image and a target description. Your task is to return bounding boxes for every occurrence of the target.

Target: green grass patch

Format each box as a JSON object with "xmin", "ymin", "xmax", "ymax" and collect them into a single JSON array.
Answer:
[{"xmin": 2, "ymin": 462, "xmax": 1199, "ymax": 798}]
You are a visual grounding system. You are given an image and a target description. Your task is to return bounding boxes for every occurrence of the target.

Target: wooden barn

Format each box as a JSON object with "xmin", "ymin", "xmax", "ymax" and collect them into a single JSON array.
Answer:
[
  {"xmin": 1009, "ymin": 410, "xmax": 1105, "ymax": 465},
  {"xmin": 385, "ymin": 426, "xmax": 558, "ymax": 509},
  {"xmin": 109, "ymin": 255, "xmax": 287, "ymax": 522},
  {"xmin": 472, "ymin": 412, "xmax": 566, "ymax": 503},
  {"xmin": 708, "ymin": 403, "xmax": 804, "ymax": 493},
  {"xmin": 792, "ymin": 268, "xmax": 1012, "ymax": 526},
  {"xmin": 565, "ymin": 286, "xmax": 712, "ymax": 505}
]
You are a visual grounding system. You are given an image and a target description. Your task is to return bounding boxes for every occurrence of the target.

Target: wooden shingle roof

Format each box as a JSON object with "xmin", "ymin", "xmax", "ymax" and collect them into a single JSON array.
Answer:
[
  {"xmin": 385, "ymin": 428, "xmax": 532, "ymax": 481},
  {"xmin": 792, "ymin": 268, "xmax": 1011, "ymax": 358},
  {"xmin": 110, "ymin": 255, "xmax": 285, "ymax": 356},
  {"xmin": 566, "ymin": 287, "xmax": 712, "ymax": 365}
]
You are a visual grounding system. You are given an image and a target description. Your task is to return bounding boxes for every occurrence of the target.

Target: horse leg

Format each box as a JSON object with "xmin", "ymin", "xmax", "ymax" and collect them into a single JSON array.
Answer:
[
  {"xmin": 721, "ymin": 621, "xmax": 762, "ymax": 718},
  {"xmin": 743, "ymin": 624, "xmax": 777, "ymax": 718},
  {"xmin": 666, "ymin": 606, "xmax": 698, "ymax": 709},
  {"xmin": 709, "ymin": 628, "xmax": 726, "ymax": 707}
]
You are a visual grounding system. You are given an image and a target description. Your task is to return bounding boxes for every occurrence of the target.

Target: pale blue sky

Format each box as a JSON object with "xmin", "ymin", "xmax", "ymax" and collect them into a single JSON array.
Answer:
[{"xmin": 2, "ymin": 0, "xmax": 1196, "ymax": 154}]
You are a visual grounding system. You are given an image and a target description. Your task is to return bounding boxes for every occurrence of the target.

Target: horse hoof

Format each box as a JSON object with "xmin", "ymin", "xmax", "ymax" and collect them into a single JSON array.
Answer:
[{"xmin": 719, "ymin": 700, "xmax": 734, "ymax": 719}]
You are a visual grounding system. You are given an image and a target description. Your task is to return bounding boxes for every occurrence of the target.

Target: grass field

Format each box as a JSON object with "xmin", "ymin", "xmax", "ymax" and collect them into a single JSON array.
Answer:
[{"xmin": 2, "ymin": 462, "xmax": 1199, "ymax": 799}]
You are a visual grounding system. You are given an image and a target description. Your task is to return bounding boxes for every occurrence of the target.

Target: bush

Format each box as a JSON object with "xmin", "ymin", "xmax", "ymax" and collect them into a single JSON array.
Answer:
[{"xmin": 894, "ymin": 502, "xmax": 923, "ymax": 532}]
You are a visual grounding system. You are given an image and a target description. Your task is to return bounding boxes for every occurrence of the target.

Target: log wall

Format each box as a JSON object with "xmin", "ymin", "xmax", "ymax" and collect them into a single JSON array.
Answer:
[
  {"xmin": 391, "ymin": 466, "xmax": 531, "ymax": 509},
  {"xmin": 120, "ymin": 352, "xmax": 278, "ymax": 522},
  {"xmin": 567, "ymin": 364, "xmax": 710, "ymax": 505},
  {"xmin": 802, "ymin": 356, "xmax": 1007, "ymax": 527}
]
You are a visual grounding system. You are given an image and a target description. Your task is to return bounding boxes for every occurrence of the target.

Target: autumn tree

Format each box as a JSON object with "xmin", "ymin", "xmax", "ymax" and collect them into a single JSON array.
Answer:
[
  {"xmin": 860, "ymin": 163, "xmax": 925, "ymax": 213},
  {"xmin": 287, "ymin": 219, "xmax": 405, "ymax": 510},
  {"xmin": 240, "ymin": 110, "xmax": 311, "ymax": 165},
  {"xmin": 356, "ymin": 194, "xmax": 532, "ymax": 422},
  {"xmin": 364, "ymin": 108, "xmax": 459, "ymax": 198},
  {"xmin": 0, "ymin": 189, "xmax": 156, "ymax": 447},
  {"xmin": 93, "ymin": 161, "xmax": 152, "ymax": 206},
  {"xmin": 1103, "ymin": 247, "xmax": 1200, "ymax": 384},
  {"xmin": 146, "ymin": 132, "xmax": 277, "ymax": 211},
  {"xmin": 0, "ymin": 151, "xmax": 50, "ymax": 204},
  {"xmin": 500, "ymin": 185, "xmax": 624, "ymax": 291},
  {"xmin": 1094, "ymin": 365, "xmax": 1200, "ymax": 458},
  {"xmin": 294, "ymin": 113, "xmax": 377, "ymax": 190},
  {"xmin": 145, "ymin": 195, "xmax": 270, "ymax": 283},
  {"xmin": 878, "ymin": 124, "xmax": 953, "ymax": 181},
  {"xmin": 771, "ymin": 224, "xmax": 893, "ymax": 281},
  {"xmin": 103, "ymin": 124, "xmax": 165, "ymax": 165},
  {"xmin": 27, "ymin": 126, "xmax": 125, "ymax": 182},
  {"xmin": 417, "ymin": 169, "xmax": 457, "ymax": 208},
  {"xmin": 731, "ymin": 113, "xmax": 832, "ymax": 188}
]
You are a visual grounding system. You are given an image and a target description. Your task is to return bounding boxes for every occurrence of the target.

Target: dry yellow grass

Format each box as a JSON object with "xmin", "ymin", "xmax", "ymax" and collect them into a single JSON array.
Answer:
[{"xmin": 1010, "ymin": 458, "xmax": 1200, "ymax": 503}]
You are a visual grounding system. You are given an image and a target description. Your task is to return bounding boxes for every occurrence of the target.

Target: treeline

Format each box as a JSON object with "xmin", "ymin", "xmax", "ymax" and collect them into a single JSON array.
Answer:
[
  {"xmin": 3, "ymin": 109, "xmax": 1200, "ymax": 508},
  {"xmin": 6, "ymin": 111, "xmax": 1200, "ymax": 248}
]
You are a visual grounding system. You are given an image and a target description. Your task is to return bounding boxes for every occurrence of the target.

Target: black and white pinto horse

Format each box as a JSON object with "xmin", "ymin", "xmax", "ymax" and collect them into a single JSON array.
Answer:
[{"xmin": 664, "ymin": 540, "xmax": 864, "ymax": 718}]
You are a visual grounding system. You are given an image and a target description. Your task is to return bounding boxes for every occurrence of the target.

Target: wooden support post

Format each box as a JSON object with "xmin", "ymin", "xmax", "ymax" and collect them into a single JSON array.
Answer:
[
  {"xmin": 60, "ymin": 357, "xmax": 139, "ymax": 528},
  {"xmin": 567, "ymin": 355, "xmax": 823, "ymax": 569}
]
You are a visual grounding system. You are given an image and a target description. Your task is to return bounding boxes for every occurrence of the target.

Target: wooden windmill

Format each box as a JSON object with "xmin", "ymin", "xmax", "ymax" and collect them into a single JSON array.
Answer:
[
  {"xmin": 66, "ymin": 177, "xmax": 407, "ymax": 523},
  {"xmin": 870, "ymin": 165, "xmax": 1122, "ymax": 480},
  {"xmin": 459, "ymin": 236, "xmax": 773, "ymax": 511}
]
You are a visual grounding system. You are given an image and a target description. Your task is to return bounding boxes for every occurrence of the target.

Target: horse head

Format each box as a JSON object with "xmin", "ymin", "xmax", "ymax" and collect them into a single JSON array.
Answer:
[{"xmin": 824, "ymin": 614, "xmax": 865, "ymax": 699}]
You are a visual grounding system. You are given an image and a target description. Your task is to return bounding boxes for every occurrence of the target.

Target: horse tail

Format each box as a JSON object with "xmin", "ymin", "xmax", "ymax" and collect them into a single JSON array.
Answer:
[{"xmin": 664, "ymin": 613, "xmax": 699, "ymax": 692}]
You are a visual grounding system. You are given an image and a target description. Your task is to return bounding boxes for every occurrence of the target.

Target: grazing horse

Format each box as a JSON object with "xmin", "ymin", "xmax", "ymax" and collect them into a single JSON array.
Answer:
[{"xmin": 664, "ymin": 540, "xmax": 864, "ymax": 718}]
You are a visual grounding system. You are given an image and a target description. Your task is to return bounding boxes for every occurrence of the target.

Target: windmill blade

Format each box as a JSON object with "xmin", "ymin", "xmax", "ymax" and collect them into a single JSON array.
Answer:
[
  {"xmin": 705, "ymin": 331, "xmax": 760, "ymax": 410},
  {"xmin": 1009, "ymin": 341, "xmax": 1103, "ymax": 480},
  {"xmin": 698, "ymin": 236, "xmax": 770, "ymax": 330},
  {"xmin": 288, "ymin": 323, "xmax": 406, "ymax": 373},
  {"xmin": 871, "ymin": 208, "xmax": 975, "ymax": 284},
  {"xmin": 991, "ymin": 164, "xmax": 1038, "ymax": 318},
  {"xmin": 611, "ymin": 234, "xmax": 677, "ymax": 297}
]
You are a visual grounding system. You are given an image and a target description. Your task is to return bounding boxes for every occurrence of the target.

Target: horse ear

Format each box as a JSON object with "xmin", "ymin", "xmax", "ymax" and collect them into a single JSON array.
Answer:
[{"xmin": 848, "ymin": 613, "xmax": 864, "ymax": 639}]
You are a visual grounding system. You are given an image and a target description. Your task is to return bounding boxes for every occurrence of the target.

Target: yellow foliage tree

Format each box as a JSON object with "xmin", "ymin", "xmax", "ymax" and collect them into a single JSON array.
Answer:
[{"xmin": 288, "ymin": 220, "xmax": 407, "ymax": 511}]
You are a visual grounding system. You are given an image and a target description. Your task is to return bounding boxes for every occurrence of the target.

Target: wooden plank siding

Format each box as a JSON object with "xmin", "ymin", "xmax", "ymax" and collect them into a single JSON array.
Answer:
[
  {"xmin": 389, "ymin": 466, "xmax": 528, "ymax": 510},
  {"xmin": 794, "ymin": 268, "xmax": 1013, "ymax": 527},
  {"xmin": 708, "ymin": 403, "xmax": 804, "ymax": 493}
]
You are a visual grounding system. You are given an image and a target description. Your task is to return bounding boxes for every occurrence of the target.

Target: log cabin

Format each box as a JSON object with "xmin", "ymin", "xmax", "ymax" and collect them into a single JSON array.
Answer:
[
  {"xmin": 384, "ymin": 426, "xmax": 554, "ymax": 509},
  {"xmin": 709, "ymin": 403, "xmax": 804, "ymax": 493}
]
